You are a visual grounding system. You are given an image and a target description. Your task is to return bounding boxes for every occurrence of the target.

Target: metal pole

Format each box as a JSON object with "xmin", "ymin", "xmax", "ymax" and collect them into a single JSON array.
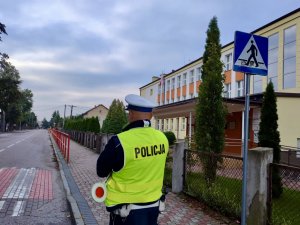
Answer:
[
  {"xmin": 189, "ymin": 112, "xmax": 192, "ymax": 143},
  {"xmin": 63, "ymin": 104, "xmax": 66, "ymax": 128},
  {"xmin": 241, "ymin": 73, "xmax": 250, "ymax": 225}
]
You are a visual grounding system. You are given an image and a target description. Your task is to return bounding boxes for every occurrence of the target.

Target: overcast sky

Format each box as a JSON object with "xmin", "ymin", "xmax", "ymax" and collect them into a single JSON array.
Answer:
[{"xmin": 0, "ymin": 1, "xmax": 299, "ymax": 121}]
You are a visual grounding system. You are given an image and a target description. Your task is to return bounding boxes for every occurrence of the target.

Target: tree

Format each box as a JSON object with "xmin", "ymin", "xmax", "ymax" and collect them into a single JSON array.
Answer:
[
  {"xmin": 0, "ymin": 22, "xmax": 8, "ymax": 70},
  {"xmin": 195, "ymin": 17, "xmax": 226, "ymax": 187},
  {"xmin": 4, "ymin": 88, "xmax": 34, "ymax": 130},
  {"xmin": 50, "ymin": 110, "xmax": 63, "ymax": 128},
  {"xmin": 23, "ymin": 111, "xmax": 37, "ymax": 128},
  {"xmin": 0, "ymin": 62, "xmax": 21, "ymax": 131},
  {"xmin": 19, "ymin": 89, "xmax": 34, "ymax": 129},
  {"xmin": 0, "ymin": 62, "xmax": 21, "ymax": 111},
  {"xmin": 5, "ymin": 104, "xmax": 22, "ymax": 130},
  {"xmin": 0, "ymin": 22, "xmax": 7, "ymax": 42},
  {"xmin": 258, "ymin": 82, "xmax": 282, "ymax": 198},
  {"xmin": 19, "ymin": 89, "xmax": 33, "ymax": 112},
  {"xmin": 89, "ymin": 117, "xmax": 100, "ymax": 133},
  {"xmin": 102, "ymin": 99, "xmax": 128, "ymax": 134},
  {"xmin": 42, "ymin": 118, "xmax": 50, "ymax": 129}
]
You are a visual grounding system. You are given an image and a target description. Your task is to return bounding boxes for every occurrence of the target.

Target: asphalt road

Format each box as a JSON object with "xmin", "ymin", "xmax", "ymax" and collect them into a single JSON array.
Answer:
[{"xmin": 0, "ymin": 129, "xmax": 73, "ymax": 225}]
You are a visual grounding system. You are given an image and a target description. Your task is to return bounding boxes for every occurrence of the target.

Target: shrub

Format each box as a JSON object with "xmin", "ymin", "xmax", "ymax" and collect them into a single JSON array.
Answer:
[{"xmin": 164, "ymin": 131, "xmax": 176, "ymax": 145}]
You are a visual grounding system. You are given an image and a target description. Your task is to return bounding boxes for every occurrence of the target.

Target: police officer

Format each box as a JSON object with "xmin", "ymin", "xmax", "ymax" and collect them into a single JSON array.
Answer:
[{"xmin": 97, "ymin": 94, "xmax": 169, "ymax": 225}]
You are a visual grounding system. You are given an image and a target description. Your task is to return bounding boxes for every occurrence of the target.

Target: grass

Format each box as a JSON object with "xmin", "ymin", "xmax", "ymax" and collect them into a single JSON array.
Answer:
[
  {"xmin": 272, "ymin": 187, "xmax": 300, "ymax": 225},
  {"xmin": 164, "ymin": 166, "xmax": 172, "ymax": 188},
  {"xmin": 164, "ymin": 168, "xmax": 300, "ymax": 225},
  {"xmin": 184, "ymin": 171, "xmax": 242, "ymax": 218}
]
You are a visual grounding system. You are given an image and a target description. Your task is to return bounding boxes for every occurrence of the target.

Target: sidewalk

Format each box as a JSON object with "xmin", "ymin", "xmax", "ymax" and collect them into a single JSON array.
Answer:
[{"xmin": 61, "ymin": 139, "xmax": 238, "ymax": 225}]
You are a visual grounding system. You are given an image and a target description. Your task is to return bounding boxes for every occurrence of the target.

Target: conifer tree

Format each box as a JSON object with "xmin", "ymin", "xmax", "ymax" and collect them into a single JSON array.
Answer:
[
  {"xmin": 195, "ymin": 17, "xmax": 226, "ymax": 186},
  {"xmin": 102, "ymin": 99, "xmax": 128, "ymax": 134},
  {"xmin": 258, "ymin": 82, "xmax": 282, "ymax": 198},
  {"xmin": 89, "ymin": 117, "xmax": 100, "ymax": 133}
]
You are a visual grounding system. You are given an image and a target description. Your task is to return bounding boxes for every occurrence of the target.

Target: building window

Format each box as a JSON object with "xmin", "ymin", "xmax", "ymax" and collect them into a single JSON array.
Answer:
[
  {"xmin": 183, "ymin": 73, "xmax": 187, "ymax": 86},
  {"xmin": 189, "ymin": 70, "xmax": 194, "ymax": 83},
  {"xmin": 283, "ymin": 25, "xmax": 296, "ymax": 89},
  {"xmin": 182, "ymin": 118, "xmax": 186, "ymax": 130},
  {"xmin": 253, "ymin": 75, "xmax": 262, "ymax": 94},
  {"xmin": 177, "ymin": 96, "xmax": 180, "ymax": 102},
  {"xmin": 177, "ymin": 75, "xmax": 181, "ymax": 88},
  {"xmin": 170, "ymin": 119, "xmax": 173, "ymax": 130},
  {"xmin": 156, "ymin": 119, "xmax": 160, "ymax": 130},
  {"xmin": 166, "ymin": 80, "xmax": 170, "ymax": 91},
  {"xmin": 161, "ymin": 119, "xmax": 164, "ymax": 131},
  {"xmin": 190, "ymin": 93, "xmax": 194, "ymax": 98},
  {"xmin": 176, "ymin": 118, "xmax": 179, "ymax": 131},
  {"xmin": 225, "ymin": 53, "xmax": 232, "ymax": 71},
  {"xmin": 166, "ymin": 119, "xmax": 169, "ymax": 131},
  {"xmin": 150, "ymin": 89, "xmax": 153, "ymax": 96},
  {"xmin": 196, "ymin": 67, "xmax": 202, "ymax": 81},
  {"xmin": 237, "ymin": 80, "xmax": 244, "ymax": 97},
  {"xmin": 224, "ymin": 83, "xmax": 231, "ymax": 98},
  {"xmin": 183, "ymin": 95, "xmax": 186, "ymax": 100},
  {"xmin": 171, "ymin": 78, "xmax": 175, "ymax": 90},
  {"xmin": 268, "ymin": 33, "xmax": 279, "ymax": 91}
]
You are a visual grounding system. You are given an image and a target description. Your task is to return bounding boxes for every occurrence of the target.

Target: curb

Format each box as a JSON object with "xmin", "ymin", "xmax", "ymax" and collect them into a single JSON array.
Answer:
[{"xmin": 49, "ymin": 134, "xmax": 85, "ymax": 225}]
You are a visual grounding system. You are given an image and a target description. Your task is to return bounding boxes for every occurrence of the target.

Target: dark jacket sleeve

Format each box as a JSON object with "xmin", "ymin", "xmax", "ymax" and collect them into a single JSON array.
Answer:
[{"xmin": 96, "ymin": 135, "xmax": 124, "ymax": 177}]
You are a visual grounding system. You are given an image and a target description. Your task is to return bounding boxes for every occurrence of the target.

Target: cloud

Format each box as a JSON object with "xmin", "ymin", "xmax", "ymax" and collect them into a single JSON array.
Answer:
[{"xmin": 1, "ymin": 0, "xmax": 299, "ymax": 121}]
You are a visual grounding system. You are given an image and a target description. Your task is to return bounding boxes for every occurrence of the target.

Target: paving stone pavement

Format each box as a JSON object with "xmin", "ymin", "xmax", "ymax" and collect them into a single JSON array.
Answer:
[{"xmin": 67, "ymin": 140, "xmax": 239, "ymax": 225}]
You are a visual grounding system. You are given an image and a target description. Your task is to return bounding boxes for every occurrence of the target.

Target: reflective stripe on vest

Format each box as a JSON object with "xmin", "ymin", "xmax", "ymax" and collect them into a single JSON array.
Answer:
[{"xmin": 105, "ymin": 127, "xmax": 169, "ymax": 206}]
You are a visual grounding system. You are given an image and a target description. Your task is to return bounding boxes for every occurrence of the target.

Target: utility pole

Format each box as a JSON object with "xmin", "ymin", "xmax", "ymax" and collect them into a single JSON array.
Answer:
[
  {"xmin": 63, "ymin": 104, "xmax": 66, "ymax": 128},
  {"xmin": 70, "ymin": 105, "xmax": 74, "ymax": 118},
  {"xmin": 68, "ymin": 105, "xmax": 76, "ymax": 119}
]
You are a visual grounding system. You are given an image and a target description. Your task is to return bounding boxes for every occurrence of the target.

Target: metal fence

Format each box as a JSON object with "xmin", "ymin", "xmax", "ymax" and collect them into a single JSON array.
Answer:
[
  {"xmin": 268, "ymin": 163, "xmax": 300, "ymax": 225},
  {"xmin": 163, "ymin": 146, "xmax": 173, "ymax": 188},
  {"xmin": 63, "ymin": 130, "xmax": 113, "ymax": 154},
  {"xmin": 280, "ymin": 146, "xmax": 300, "ymax": 168},
  {"xmin": 183, "ymin": 149, "xmax": 243, "ymax": 218}
]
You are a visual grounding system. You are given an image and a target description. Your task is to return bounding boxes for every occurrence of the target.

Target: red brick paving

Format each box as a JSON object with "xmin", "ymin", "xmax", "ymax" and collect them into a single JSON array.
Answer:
[
  {"xmin": 0, "ymin": 168, "xmax": 53, "ymax": 201},
  {"xmin": 68, "ymin": 140, "xmax": 238, "ymax": 225},
  {"xmin": 0, "ymin": 168, "xmax": 19, "ymax": 198},
  {"xmin": 28, "ymin": 169, "xmax": 53, "ymax": 200},
  {"xmin": 0, "ymin": 168, "xmax": 54, "ymax": 217}
]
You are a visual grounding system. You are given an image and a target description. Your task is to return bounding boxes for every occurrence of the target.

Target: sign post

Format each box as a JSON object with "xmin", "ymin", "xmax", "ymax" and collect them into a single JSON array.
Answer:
[{"xmin": 233, "ymin": 31, "xmax": 268, "ymax": 225}]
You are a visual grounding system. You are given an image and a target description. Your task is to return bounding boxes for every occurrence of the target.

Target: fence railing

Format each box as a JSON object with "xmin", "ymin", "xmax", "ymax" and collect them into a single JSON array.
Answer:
[
  {"xmin": 268, "ymin": 163, "xmax": 300, "ymax": 225},
  {"xmin": 50, "ymin": 129, "xmax": 70, "ymax": 163},
  {"xmin": 183, "ymin": 149, "xmax": 243, "ymax": 219},
  {"xmin": 280, "ymin": 145, "xmax": 300, "ymax": 167},
  {"xmin": 62, "ymin": 130, "xmax": 114, "ymax": 155},
  {"xmin": 163, "ymin": 146, "xmax": 173, "ymax": 188}
]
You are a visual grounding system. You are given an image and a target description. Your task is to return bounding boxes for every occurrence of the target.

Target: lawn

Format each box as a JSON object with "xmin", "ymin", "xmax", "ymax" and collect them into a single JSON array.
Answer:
[
  {"xmin": 184, "ymin": 171, "xmax": 242, "ymax": 218},
  {"xmin": 164, "ymin": 168, "xmax": 300, "ymax": 225},
  {"xmin": 272, "ymin": 187, "xmax": 300, "ymax": 225}
]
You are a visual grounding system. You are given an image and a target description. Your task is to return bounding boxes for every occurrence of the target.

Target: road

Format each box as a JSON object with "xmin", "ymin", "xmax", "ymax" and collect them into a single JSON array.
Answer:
[{"xmin": 0, "ymin": 129, "xmax": 72, "ymax": 225}]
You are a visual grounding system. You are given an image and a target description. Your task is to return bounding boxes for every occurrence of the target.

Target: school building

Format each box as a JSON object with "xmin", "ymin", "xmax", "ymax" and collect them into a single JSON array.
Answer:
[{"xmin": 140, "ymin": 8, "xmax": 300, "ymax": 155}]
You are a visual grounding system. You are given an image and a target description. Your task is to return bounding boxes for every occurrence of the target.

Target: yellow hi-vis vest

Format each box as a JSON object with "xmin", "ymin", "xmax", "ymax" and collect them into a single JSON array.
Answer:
[{"xmin": 104, "ymin": 127, "xmax": 169, "ymax": 207}]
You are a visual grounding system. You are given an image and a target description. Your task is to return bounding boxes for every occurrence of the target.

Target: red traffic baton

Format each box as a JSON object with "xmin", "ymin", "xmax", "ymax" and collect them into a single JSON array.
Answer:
[{"xmin": 91, "ymin": 182, "xmax": 107, "ymax": 203}]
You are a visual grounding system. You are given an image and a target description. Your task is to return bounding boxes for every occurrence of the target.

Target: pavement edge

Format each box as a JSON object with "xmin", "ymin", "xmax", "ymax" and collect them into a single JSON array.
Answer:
[{"xmin": 49, "ymin": 133, "xmax": 85, "ymax": 225}]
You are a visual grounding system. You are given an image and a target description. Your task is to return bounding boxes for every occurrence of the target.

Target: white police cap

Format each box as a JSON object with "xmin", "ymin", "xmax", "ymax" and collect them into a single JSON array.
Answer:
[{"xmin": 125, "ymin": 94, "xmax": 155, "ymax": 112}]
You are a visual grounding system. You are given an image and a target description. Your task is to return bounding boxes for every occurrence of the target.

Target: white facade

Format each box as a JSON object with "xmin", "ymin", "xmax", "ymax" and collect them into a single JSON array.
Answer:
[{"xmin": 140, "ymin": 9, "xmax": 300, "ymax": 145}]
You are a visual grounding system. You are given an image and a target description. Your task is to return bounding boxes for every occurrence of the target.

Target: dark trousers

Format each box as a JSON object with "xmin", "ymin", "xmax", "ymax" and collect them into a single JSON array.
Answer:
[{"xmin": 109, "ymin": 207, "xmax": 159, "ymax": 225}]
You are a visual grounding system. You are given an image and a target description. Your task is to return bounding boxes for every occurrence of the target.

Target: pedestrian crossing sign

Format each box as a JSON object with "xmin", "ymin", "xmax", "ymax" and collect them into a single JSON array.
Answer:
[{"xmin": 233, "ymin": 31, "xmax": 268, "ymax": 76}]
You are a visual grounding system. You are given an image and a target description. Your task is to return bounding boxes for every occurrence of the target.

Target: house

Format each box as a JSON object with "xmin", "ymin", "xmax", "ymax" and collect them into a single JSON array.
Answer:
[
  {"xmin": 82, "ymin": 104, "xmax": 108, "ymax": 128},
  {"xmin": 140, "ymin": 8, "xmax": 300, "ymax": 155}
]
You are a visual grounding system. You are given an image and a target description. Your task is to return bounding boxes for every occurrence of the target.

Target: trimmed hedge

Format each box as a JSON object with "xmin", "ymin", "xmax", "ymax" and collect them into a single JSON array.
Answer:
[{"xmin": 164, "ymin": 131, "xmax": 176, "ymax": 145}]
